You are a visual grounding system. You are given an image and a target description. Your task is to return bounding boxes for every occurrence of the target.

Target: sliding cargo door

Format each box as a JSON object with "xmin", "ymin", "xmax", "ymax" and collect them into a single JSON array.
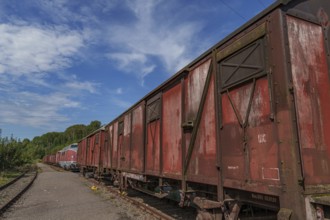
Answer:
[
  {"xmin": 162, "ymin": 83, "xmax": 182, "ymax": 178},
  {"xmin": 145, "ymin": 95, "xmax": 161, "ymax": 175},
  {"xmin": 87, "ymin": 137, "xmax": 93, "ymax": 166},
  {"xmin": 112, "ymin": 122, "xmax": 119, "ymax": 169},
  {"xmin": 118, "ymin": 114, "xmax": 131, "ymax": 171},
  {"xmin": 218, "ymin": 34, "xmax": 280, "ymax": 191},
  {"xmin": 131, "ymin": 103, "xmax": 145, "ymax": 172},
  {"xmin": 93, "ymin": 133, "xmax": 100, "ymax": 167},
  {"xmin": 183, "ymin": 59, "xmax": 218, "ymax": 185},
  {"xmin": 104, "ymin": 125, "xmax": 113, "ymax": 169},
  {"xmin": 287, "ymin": 16, "xmax": 330, "ymax": 185}
]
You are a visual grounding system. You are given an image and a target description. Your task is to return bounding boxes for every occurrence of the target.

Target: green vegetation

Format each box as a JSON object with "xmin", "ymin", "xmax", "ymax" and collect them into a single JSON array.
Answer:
[
  {"xmin": 0, "ymin": 170, "xmax": 21, "ymax": 186},
  {"xmin": 0, "ymin": 120, "xmax": 101, "ymax": 172}
]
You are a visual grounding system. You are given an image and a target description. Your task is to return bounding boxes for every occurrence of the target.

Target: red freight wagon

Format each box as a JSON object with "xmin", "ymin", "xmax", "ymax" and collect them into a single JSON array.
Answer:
[
  {"xmin": 77, "ymin": 127, "xmax": 105, "ymax": 176},
  {"xmin": 43, "ymin": 154, "xmax": 56, "ymax": 164},
  {"xmin": 100, "ymin": 102, "xmax": 145, "ymax": 184},
  {"xmin": 77, "ymin": 0, "xmax": 330, "ymax": 219},
  {"xmin": 77, "ymin": 138, "xmax": 87, "ymax": 170},
  {"xmin": 49, "ymin": 154, "xmax": 56, "ymax": 164},
  {"xmin": 55, "ymin": 151, "xmax": 61, "ymax": 165}
]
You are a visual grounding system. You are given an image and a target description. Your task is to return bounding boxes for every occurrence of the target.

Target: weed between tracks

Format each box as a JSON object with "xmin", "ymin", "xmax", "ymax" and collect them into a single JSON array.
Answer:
[{"xmin": 0, "ymin": 171, "xmax": 21, "ymax": 186}]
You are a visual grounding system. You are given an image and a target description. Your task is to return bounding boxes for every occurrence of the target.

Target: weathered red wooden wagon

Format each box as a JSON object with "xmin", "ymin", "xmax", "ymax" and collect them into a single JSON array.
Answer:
[
  {"xmin": 77, "ymin": 127, "xmax": 106, "ymax": 175},
  {"xmin": 42, "ymin": 154, "xmax": 56, "ymax": 164}
]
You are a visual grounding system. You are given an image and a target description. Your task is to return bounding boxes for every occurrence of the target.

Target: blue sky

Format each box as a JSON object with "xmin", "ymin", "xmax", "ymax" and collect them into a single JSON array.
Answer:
[{"xmin": 0, "ymin": 0, "xmax": 275, "ymax": 140}]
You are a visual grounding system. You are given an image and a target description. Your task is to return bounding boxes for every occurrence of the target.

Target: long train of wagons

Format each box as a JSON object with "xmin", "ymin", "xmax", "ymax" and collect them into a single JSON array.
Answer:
[
  {"xmin": 43, "ymin": 0, "xmax": 330, "ymax": 219},
  {"xmin": 43, "ymin": 143, "xmax": 78, "ymax": 171}
]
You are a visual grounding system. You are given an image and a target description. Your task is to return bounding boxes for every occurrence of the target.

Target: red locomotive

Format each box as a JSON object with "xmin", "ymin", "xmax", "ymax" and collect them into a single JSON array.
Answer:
[
  {"xmin": 43, "ymin": 143, "xmax": 78, "ymax": 171},
  {"xmin": 76, "ymin": 0, "xmax": 330, "ymax": 219}
]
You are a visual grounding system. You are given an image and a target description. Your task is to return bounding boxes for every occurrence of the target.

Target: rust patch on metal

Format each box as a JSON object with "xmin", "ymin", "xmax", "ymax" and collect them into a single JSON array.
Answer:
[
  {"xmin": 287, "ymin": 15, "xmax": 330, "ymax": 185},
  {"xmin": 162, "ymin": 83, "xmax": 182, "ymax": 176},
  {"xmin": 131, "ymin": 104, "xmax": 145, "ymax": 172},
  {"xmin": 145, "ymin": 120, "xmax": 160, "ymax": 174}
]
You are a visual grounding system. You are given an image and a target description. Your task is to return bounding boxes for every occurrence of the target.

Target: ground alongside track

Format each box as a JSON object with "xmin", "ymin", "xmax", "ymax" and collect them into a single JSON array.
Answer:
[{"xmin": 2, "ymin": 163, "xmax": 150, "ymax": 220}]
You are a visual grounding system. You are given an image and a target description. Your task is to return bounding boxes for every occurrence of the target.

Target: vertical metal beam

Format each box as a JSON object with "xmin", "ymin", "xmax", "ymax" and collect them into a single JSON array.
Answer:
[
  {"xmin": 110, "ymin": 125, "xmax": 114, "ymax": 170},
  {"xmin": 129, "ymin": 111, "xmax": 133, "ymax": 171},
  {"xmin": 213, "ymin": 49, "xmax": 224, "ymax": 202},
  {"xmin": 142, "ymin": 102, "xmax": 146, "ymax": 174},
  {"xmin": 159, "ymin": 93, "xmax": 163, "ymax": 176},
  {"xmin": 181, "ymin": 76, "xmax": 187, "ymax": 191},
  {"xmin": 281, "ymin": 12, "xmax": 305, "ymax": 186}
]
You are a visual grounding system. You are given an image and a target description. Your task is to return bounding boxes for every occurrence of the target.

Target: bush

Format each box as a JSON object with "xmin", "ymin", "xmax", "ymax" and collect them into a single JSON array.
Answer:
[{"xmin": 0, "ymin": 137, "xmax": 33, "ymax": 172}]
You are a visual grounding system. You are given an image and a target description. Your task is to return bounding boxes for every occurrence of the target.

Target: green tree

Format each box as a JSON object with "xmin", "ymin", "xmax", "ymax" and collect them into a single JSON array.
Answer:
[{"xmin": 0, "ymin": 120, "xmax": 103, "ymax": 171}]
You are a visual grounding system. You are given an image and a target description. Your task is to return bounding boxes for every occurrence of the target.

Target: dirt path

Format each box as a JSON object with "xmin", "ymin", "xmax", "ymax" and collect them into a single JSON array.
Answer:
[{"xmin": 2, "ymin": 163, "xmax": 133, "ymax": 220}]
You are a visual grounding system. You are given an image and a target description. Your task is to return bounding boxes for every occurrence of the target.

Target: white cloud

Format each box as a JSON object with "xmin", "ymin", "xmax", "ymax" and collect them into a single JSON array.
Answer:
[
  {"xmin": 111, "ymin": 97, "xmax": 132, "ymax": 109},
  {"xmin": 115, "ymin": 88, "xmax": 123, "ymax": 94},
  {"xmin": 0, "ymin": 91, "xmax": 78, "ymax": 127},
  {"xmin": 106, "ymin": 0, "xmax": 202, "ymax": 81},
  {"xmin": 0, "ymin": 22, "xmax": 98, "ymax": 131},
  {"xmin": 35, "ymin": 0, "xmax": 118, "ymax": 25},
  {"xmin": 108, "ymin": 52, "xmax": 147, "ymax": 69},
  {"xmin": 64, "ymin": 81, "xmax": 99, "ymax": 94},
  {"xmin": 107, "ymin": 52, "xmax": 156, "ymax": 82},
  {"xmin": 0, "ymin": 73, "xmax": 100, "ymax": 130},
  {"xmin": 0, "ymin": 23, "xmax": 85, "ymax": 76}
]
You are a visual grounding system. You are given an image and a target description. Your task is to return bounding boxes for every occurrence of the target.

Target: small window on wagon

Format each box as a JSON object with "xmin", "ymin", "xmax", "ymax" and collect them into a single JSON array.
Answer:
[
  {"xmin": 118, "ymin": 121, "xmax": 124, "ymax": 135},
  {"xmin": 147, "ymin": 99, "xmax": 161, "ymax": 123},
  {"xmin": 218, "ymin": 38, "xmax": 266, "ymax": 91},
  {"xmin": 95, "ymin": 134, "xmax": 99, "ymax": 144},
  {"xmin": 104, "ymin": 131, "xmax": 109, "ymax": 142}
]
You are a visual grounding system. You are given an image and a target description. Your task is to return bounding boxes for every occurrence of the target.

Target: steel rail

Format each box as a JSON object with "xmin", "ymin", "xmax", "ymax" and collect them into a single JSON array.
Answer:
[
  {"xmin": 88, "ymin": 178, "xmax": 176, "ymax": 220},
  {"xmin": 0, "ymin": 170, "xmax": 38, "ymax": 215},
  {"xmin": 0, "ymin": 172, "xmax": 26, "ymax": 191}
]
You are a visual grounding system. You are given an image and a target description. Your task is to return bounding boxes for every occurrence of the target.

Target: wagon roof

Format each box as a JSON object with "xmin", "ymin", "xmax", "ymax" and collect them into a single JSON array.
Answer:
[{"xmin": 77, "ymin": 126, "xmax": 106, "ymax": 143}]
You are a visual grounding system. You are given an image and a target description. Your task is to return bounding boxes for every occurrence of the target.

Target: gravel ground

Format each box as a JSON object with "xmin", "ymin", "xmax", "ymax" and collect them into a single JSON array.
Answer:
[
  {"xmin": 0, "ymin": 172, "xmax": 36, "ymax": 211},
  {"xmin": 2, "ymin": 163, "xmax": 155, "ymax": 220}
]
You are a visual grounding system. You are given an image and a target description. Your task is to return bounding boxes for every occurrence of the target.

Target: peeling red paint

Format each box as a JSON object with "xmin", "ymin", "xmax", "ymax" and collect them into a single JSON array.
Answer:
[
  {"xmin": 288, "ymin": 15, "xmax": 330, "ymax": 184},
  {"xmin": 162, "ymin": 83, "xmax": 182, "ymax": 176}
]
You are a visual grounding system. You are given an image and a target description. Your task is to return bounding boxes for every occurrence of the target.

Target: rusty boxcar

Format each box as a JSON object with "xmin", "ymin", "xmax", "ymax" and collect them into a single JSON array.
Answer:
[
  {"xmin": 78, "ymin": 127, "xmax": 106, "ymax": 176},
  {"xmin": 42, "ymin": 154, "xmax": 56, "ymax": 164},
  {"xmin": 76, "ymin": 0, "xmax": 330, "ymax": 219}
]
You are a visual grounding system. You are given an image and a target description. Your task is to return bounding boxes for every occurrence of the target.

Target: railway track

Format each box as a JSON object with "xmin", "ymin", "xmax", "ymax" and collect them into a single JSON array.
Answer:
[
  {"xmin": 0, "ymin": 170, "xmax": 38, "ymax": 215},
  {"xmin": 124, "ymin": 188, "xmax": 197, "ymax": 220},
  {"xmin": 87, "ymin": 178, "xmax": 197, "ymax": 220}
]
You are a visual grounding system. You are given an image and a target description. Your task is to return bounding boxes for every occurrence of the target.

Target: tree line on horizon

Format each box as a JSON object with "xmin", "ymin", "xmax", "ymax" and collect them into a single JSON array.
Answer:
[{"xmin": 0, "ymin": 120, "xmax": 101, "ymax": 171}]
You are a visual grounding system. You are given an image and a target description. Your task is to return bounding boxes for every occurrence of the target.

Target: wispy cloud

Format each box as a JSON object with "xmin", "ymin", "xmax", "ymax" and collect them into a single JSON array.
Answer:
[
  {"xmin": 0, "ymin": 91, "xmax": 78, "ymax": 127},
  {"xmin": 107, "ymin": 52, "xmax": 156, "ymax": 86},
  {"xmin": 106, "ymin": 0, "xmax": 202, "ymax": 82},
  {"xmin": 0, "ymin": 23, "xmax": 85, "ymax": 76},
  {"xmin": 0, "ymin": 21, "xmax": 97, "ymax": 130},
  {"xmin": 0, "ymin": 73, "xmax": 99, "ymax": 128},
  {"xmin": 64, "ymin": 81, "xmax": 99, "ymax": 94},
  {"xmin": 111, "ymin": 97, "xmax": 132, "ymax": 109},
  {"xmin": 115, "ymin": 88, "xmax": 123, "ymax": 95}
]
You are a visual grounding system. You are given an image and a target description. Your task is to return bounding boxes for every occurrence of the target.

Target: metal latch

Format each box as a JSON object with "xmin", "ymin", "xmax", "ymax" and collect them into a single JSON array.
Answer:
[{"xmin": 182, "ymin": 120, "xmax": 194, "ymax": 131}]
